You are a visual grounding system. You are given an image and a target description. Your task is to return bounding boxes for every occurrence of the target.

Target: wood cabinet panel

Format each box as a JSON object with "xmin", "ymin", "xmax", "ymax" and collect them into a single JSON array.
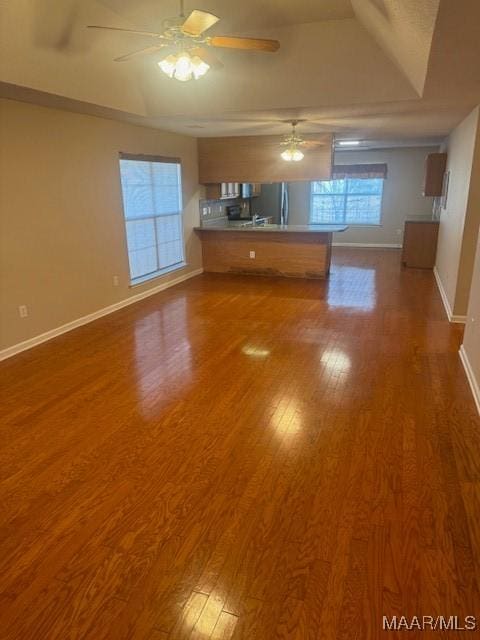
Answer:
[
  {"xmin": 196, "ymin": 230, "xmax": 332, "ymax": 278},
  {"xmin": 423, "ymin": 153, "xmax": 447, "ymax": 196},
  {"xmin": 198, "ymin": 134, "xmax": 333, "ymax": 184},
  {"xmin": 402, "ymin": 221, "xmax": 439, "ymax": 268},
  {"xmin": 204, "ymin": 183, "xmax": 221, "ymax": 199}
]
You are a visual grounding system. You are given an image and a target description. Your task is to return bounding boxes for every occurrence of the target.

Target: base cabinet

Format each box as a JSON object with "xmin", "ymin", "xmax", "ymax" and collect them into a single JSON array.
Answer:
[
  {"xmin": 196, "ymin": 230, "xmax": 333, "ymax": 278},
  {"xmin": 402, "ymin": 221, "xmax": 439, "ymax": 268}
]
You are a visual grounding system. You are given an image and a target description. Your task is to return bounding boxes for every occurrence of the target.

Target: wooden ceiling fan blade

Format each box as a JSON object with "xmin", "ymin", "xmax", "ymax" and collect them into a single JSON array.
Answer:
[
  {"xmin": 303, "ymin": 140, "xmax": 328, "ymax": 148},
  {"xmin": 209, "ymin": 36, "xmax": 280, "ymax": 52},
  {"xmin": 190, "ymin": 47, "xmax": 224, "ymax": 69},
  {"xmin": 114, "ymin": 44, "xmax": 168, "ymax": 62},
  {"xmin": 181, "ymin": 10, "xmax": 220, "ymax": 36},
  {"xmin": 87, "ymin": 25, "xmax": 164, "ymax": 39}
]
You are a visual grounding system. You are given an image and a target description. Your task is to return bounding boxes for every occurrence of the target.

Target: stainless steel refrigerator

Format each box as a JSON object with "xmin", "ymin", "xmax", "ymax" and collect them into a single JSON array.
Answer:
[{"xmin": 250, "ymin": 183, "xmax": 289, "ymax": 224}]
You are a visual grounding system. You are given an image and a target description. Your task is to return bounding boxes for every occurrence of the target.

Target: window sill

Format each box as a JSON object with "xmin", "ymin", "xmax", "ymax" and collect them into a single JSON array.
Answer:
[
  {"xmin": 345, "ymin": 224, "xmax": 383, "ymax": 228},
  {"xmin": 311, "ymin": 223, "xmax": 383, "ymax": 228},
  {"xmin": 129, "ymin": 261, "xmax": 186, "ymax": 288}
]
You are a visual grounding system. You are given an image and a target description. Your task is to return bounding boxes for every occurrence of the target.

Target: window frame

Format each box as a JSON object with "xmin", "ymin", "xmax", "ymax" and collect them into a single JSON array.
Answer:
[
  {"xmin": 118, "ymin": 153, "xmax": 186, "ymax": 286},
  {"xmin": 309, "ymin": 177, "xmax": 385, "ymax": 227}
]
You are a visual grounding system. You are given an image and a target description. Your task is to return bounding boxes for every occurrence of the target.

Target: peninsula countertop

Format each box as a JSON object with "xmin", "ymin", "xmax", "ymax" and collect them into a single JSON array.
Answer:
[
  {"xmin": 195, "ymin": 223, "xmax": 348, "ymax": 233},
  {"xmin": 195, "ymin": 222, "xmax": 346, "ymax": 279}
]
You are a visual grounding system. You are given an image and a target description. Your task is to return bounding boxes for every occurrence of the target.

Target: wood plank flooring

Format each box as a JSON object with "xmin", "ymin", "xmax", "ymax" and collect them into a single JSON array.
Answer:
[{"xmin": 1, "ymin": 248, "xmax": 479, "ymax": 639}]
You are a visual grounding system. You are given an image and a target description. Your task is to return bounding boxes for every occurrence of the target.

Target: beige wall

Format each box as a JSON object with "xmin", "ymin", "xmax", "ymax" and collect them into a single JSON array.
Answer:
[
  {"xmin": 456, "ymin": 108, "xmax": 480, "ymax": 409},
  {"xmin": 288, "ymin": 146, "xmax": 437, "ymax": 245},
  {"xmin": 0, "ymin": 98, "xmax": 201, "ymax": 352},
  {"xmin": 435, "ymin": 106, "xmax": 480, "ymax": 317},
  {"xmin": 462, "ymin": 229, "xmax": 480, "ymax": 399}
]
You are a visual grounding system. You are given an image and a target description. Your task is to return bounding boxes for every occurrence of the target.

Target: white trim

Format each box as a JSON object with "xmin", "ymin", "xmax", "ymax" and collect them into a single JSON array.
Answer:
[
  {"xmin": 433, "ymin": 267, "xmax": 467, "ymax": 323},
  {"xmin": 332, "ymin": 242, "xmax": 402, "ymax": 248},
  {"xmin": 433, "ymin": 266, "xmax": 452, "ymax": 318},
  {"xmin": 0, "ymin": 268, "xmax": 203, "ymax": 362},
  {"xmin": 459, "ymin": 344, "xmax": 480, "ymax": 416}
]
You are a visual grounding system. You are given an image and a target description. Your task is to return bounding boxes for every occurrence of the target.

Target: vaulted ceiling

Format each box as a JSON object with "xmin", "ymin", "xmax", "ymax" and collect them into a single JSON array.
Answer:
[{"xmin": 1, "ymin": 0, "xmax": 479, "ymax": 142}]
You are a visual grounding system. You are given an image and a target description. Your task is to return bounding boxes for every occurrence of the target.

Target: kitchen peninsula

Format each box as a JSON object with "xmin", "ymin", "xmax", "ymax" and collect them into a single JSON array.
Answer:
[{"xmin": 195, "ymin": 223, "xmax": 347, "ymax": 278}]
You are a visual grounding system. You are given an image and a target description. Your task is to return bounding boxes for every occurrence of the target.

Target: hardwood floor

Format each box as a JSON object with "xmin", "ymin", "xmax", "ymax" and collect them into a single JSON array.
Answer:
[{"xmin": 1, "ymin": 248, "xmax": 479, "ymax": 639}]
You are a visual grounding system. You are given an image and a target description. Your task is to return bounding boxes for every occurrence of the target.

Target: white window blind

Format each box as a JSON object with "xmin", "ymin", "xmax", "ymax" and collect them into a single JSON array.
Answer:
[{"xmin": 119, "ymin": 155, "xmax": 185, "ymax": 283}]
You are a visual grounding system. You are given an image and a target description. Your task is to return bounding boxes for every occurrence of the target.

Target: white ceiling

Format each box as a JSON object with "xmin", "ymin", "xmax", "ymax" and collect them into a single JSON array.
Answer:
[
  {"xmin": 95, "ymin": 0, "xmax": 356, "ymax": 30},
  {"xmin": 1, "ymin": 0, "xmax": 479, "ymax": 143}
]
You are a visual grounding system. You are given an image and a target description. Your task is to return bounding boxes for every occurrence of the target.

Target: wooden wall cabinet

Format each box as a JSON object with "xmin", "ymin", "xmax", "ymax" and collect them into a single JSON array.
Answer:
[
  {"xmin": 205, "ymin": 182, "xmax": 262, "ymax": 201},
  {"xmin": 402, "ymin": 220, "xmax": 439, "ymax": 268},
  {"xmin": 423, "ymin": 153, "xmax": 447, "ymax": 196},
  {"xmin": 205, "ymin": 183, "xmax": 240, "ymax": 200},
  {"xmin": 198, "ymin": 133, "xmax": 333, "ymax": 184}
]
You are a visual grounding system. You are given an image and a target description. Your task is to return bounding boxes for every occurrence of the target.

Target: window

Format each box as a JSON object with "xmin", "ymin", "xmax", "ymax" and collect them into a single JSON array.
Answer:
[
  {"xmin": 310, "ymin": 176, "xmax": 384, "ymax": 226},
  {"xmin": 119, "ymin": 154, "xmax": 184, "ymax": 283}
]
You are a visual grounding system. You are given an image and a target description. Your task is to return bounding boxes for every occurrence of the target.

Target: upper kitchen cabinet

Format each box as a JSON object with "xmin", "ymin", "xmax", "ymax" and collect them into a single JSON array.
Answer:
[
  {"xmin": 204, "ymin": 182, "xmax": 260, "ymax": 200},
  {"xmin": 423, "ymin": 152, "xmax": 447, "ymax": 196},
  {"xmin": 198, "ymin": 134, "xmax": 333, "ymax": 184},
  {"xmin": 205, "ymin": 183, "xmax": 241, "ymax": 200}
]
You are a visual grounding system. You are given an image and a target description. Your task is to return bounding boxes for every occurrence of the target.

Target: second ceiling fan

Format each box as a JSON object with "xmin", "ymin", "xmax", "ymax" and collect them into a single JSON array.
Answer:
[{"xmin": 88, "ymin": 0, "xmax": 280, "ymax": 82}]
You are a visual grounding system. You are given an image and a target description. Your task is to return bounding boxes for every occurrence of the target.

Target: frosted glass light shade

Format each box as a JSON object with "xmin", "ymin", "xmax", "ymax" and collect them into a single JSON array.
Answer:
[
  {"xmin": 281, "ymin": 148, "xmax": 304, "ymax": 162},
  {"xmin": 158, "ymin": 52, "xmax": 210, "ymax": 82}
]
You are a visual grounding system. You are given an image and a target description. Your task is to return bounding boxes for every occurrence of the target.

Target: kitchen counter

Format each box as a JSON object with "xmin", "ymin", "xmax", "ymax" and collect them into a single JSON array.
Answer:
[
  {"xmin": 195, "ymin": 223, "xmax": 347, "ymax": 279},
  {"xmin": 195, "ymin": 223, "xmax": 348, "ymax": 233}
]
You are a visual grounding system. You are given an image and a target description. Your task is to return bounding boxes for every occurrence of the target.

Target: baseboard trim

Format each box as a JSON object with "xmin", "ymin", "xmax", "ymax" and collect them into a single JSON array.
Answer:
[
  {"xmin": 0, "ymin": 267, "xmax": 204, "ymax": 362},
  {"xmin": 433, "ymin": 267, "xmax": 467, "ymax": 324},
  {"xmin": 459, "ymin": 344, "xmax": 480, "ymax": 416},
  {"xmin": 332, "ymin": 242, "xmax": 402, "ymax": 249}
]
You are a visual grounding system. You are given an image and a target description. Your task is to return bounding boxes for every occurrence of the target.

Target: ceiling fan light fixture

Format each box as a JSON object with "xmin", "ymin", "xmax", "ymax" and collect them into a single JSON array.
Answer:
[
  {"xmin": 191, "ymin": 55, "xmax": 210, "ymax": 79},
  {"xmin": 89, "ymin": 2, "xmax": 280, "ymax": 71},
  {"xmin": 281, "ymin": 147, "xmax": 304, "ymax": 162},
  {"xmin": 158, "ymin": 51, "xmax": 210, "ymax": 81},
  {"xmin": 280, "ymin": 121, "xmax": 305, "ymax": 162},
  {"xmin": 158, "ymin": 54, "xmax": 177, "ymax": 77}
]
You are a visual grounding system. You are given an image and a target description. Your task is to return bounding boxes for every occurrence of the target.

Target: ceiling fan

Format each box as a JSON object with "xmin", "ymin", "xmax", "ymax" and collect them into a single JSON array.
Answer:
[
  {"xmin": 87, "ymin": 0, "xmax": 280, "ymax": 82},
  {"xmin": 280, "ymin": 120, "xmax": 328, "ymax": 162}
]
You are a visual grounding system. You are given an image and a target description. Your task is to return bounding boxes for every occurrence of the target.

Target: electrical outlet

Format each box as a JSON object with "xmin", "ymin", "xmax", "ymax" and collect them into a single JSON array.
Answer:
[
  {"xmin": 249, "ymin": 250, "xmax": 256, "ymax": 259},
  {"xmin": 396, "ymin": 229, "xmax": 402, "ymax": 236},
  {"xmin": 19, "ymin": 305, "xmax": 28, "ymax": 318},
  {"xmin": 113, "ymin": 275, "xmax": 119, "ymax": 287}
]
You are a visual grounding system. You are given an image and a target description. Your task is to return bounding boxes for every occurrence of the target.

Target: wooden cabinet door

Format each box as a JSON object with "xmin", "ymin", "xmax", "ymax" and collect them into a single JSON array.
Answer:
[
  {"xmin": 205, "ymin": 184, "xmax": 221, "ymax": 200},
  {"xmin": 205, "ymin": 183, "xmax": 241, "ymax": 200},
  {"xmin": 402, "ymin": 221, "xmax": 439, "ymax": 268},
  {"xmin": 423, "ymin": 153, "xmax": 447, "ymax": 197}
]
